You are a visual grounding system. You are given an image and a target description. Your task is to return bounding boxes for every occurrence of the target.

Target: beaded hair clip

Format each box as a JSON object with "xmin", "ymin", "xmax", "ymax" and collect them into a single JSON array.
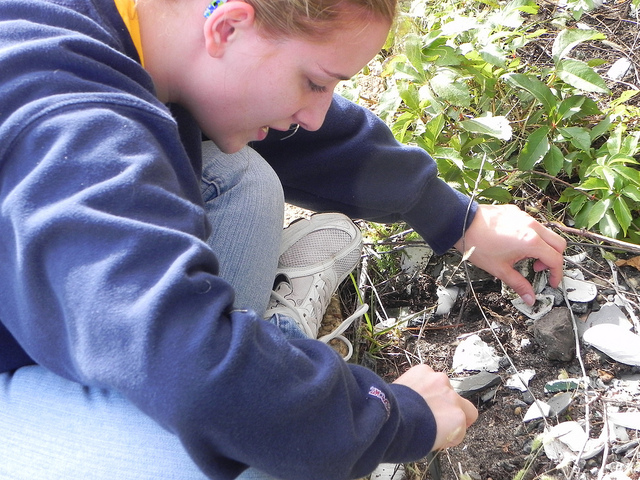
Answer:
[{"xmin": 204, "ymin": 0, "xmax": 228, "ymax": 18}]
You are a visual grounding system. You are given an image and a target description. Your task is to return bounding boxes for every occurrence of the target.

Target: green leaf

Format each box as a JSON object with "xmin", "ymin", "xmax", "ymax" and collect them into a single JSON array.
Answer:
[
  {"xmin": 587, "ymin": 197, "xmax": 612, "ymax": 229},
  {"xmin": 391, "ymin": 111, "xmax": 415, "ymax": 143},
  {"xmin": 608, "ymin": 154, "xmax": 640, "ymax": 166},
  {"xmin": 599, "ymin": 210, "xmax": 621, "ymax": 239},
  {"xmin": 613, "ymin": 196, "xmax": 632, "ymax": 235},
  {"xmin": 486, "ymin": 0, "xmax": 532, "ymax": 28},
  {"xmin": 376, "ymin": 86, "xmax": 401, "ymax": 124},
  {"xmin": 422, "ymin": 114, "xmax": 446, "ymax": 152},
  {"xmin": 611, "ymin": 90, "xmax": 640, "ymax": 107},
  {"xmin": 418, "ymin": 84, "xmax": 444, "ymax": 115},
  {"xmin": 479, "ymin": 186, "xmax": 513, "ymax": 202},
  {"xmin": 602, "ymin": 166, "xmax": 619, "ymax": 190},
  {"xmin": 557, "ymin": 59, "xmax": 611, "ymax": 94},
  {"xmin": 620, "ymin": 131, "xmax": 640, "ymax": 156},
  {"xmin": 568, "ymin": 194, "xmax": 588, "ymax": 215},
  {"xmin": 433, "ymin": 146, "xmax": 464, "ymax": 169},
  {"xmin": 398, "ymin": 83, "xmax": 421, "ymax": 113},
  {"xmin": 479, "ymin": 43, "xmax": 507, "ymax": 68},
  {"xmin": 557, "ymin": 95, "xmax": 586, "ymax": 121},
  {"xmin": 459, "ymin": 115, "xmax": 512, "ymax": 140},
  {"xmin": 425, "ymin": 45, "xmax": 462, "ymax": 67},
  {"xmin": 621, "ymin": 184, "xmax": 640, "ymax": 202},
  {"xmin": 559, "ymin": 186, "xmax": 579, "ymax": 202},
  {"xmin": 578, "ymin": 97, "xmax": 603, "ymax": 116},
  {"xmin": 405, "ymin": 34, "xmax": 425, "ymax": 79},
  {"xmin": 518, "ymin": 126, "xmax": 550, "ymax": 170},
  {"xmin": 393, "ymin": 61, "xmax": 425, "ymax": 83},
  {"xmin": 587, "ymin": 58, "xmax": 607, "ymax": 67},
  {"xmin": 504, "ymin": 73, "xmax": 556, "ymax": 114},
  {"xmin": 543, "ymin": 144, "xmax": 565, "ymax": 176},
  {"xmin": 612, "ymin": 165, "xmax": 640, "ymax": 187},
  {"xmin": 510, "ymin": 0, "xmax": 539, "ymax": 13},
  {"xmin": 573, "ymin": 200, "xmax": 593, "ymax": 228},
  {"xmin": 558, "ymin": 126, "xmax": 592, "ymax": 151},
  {"xmin": 590, "ymin": 116, "xmax": 612, "ymax": 142},
  {"xmin": 430, "ymin": 69, "xmax": 471, "ymax": 107},
  {"xmin": 576, "ymin": 176, "xmax": 610, "ymax": 191},
  {"xmin": 552, "ymin": 29, "xmax": 606, "ymax": 63},
  {"xmin": 440, "ymin": 17, "xmax": 482, "ymax": 36}
]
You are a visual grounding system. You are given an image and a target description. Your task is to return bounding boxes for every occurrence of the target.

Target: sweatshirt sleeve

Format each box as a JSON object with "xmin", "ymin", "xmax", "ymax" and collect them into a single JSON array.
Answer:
[
  {"xmin": 253, "ymin": 94, "xmax": 477, "ymax": 255},
  {"xmin": 0, "ymin": 94, "xmax": 436, "ymax": 479}
]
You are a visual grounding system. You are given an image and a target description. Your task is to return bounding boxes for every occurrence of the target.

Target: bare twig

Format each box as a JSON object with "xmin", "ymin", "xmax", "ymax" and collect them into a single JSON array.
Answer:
[{"xmin": 547, "ymin": 222, "xmax": 640, "ymax": 255}]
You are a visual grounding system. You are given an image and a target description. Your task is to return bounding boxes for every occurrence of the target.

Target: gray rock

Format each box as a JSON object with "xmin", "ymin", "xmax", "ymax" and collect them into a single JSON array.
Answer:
[
  {"xmin": 451, "ymin": 371, "xmax": 502, "ymax": 399},
  {"xmin": 522, "ymin": 390, "xmax": 535, "ymax": 405},
  {"xmin": 533, "ymin": 307, "xmax": 576, "ymax": 361},
  {"xmin": 612, "ymin": 439, "xmax": 639, "ymax": 455},
  {"xmin": 570, "ymin": 302, "xmax": 589, "ymax": 315},
  {"xmin": 542, "ymin": 286, "xmax": 564, "ymax": 306},
  {"xmin": 481, "ymin": 387, "xmax": 499, "ymax": 403},
  {"xmin": 548, "ymin": 392, "xmax": 573, "ymax": 417}
]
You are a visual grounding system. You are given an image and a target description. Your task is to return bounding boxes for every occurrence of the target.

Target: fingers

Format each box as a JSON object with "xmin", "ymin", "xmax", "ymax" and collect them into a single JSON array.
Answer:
[
  {"xmin": 461, "ymin": 396, "xmax": 479, "ymax": 427},
  {"xmin": 494, "ymin": 206, "xmax": 566, "ymax": 296},
  {"xmin": 529, "ymin": 221, "xmax": 566, "ymax": 288},
  {"xmin": 394, "ymin": 365, "xmax": 479, "ymax": 451},
  {"xmin": 498, "ymin": 268, "xmax": 536, "ymax": 305},
  {"xmin": 441, "ymin": 396, "xmax": 478, "ymax": 448},
  {"xmin": 432, "ymin": 393, "xmax": 477, "ymax": 450}
]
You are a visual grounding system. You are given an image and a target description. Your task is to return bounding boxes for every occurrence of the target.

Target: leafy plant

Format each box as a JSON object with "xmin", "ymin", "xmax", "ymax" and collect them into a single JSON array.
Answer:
[
  {"xmin": 559, "ymin": 123, "xmax": 640, "ymax": 242},
  {"xmin": 352, "ymin": 0, "xmax": 640, "ymax": 243}
]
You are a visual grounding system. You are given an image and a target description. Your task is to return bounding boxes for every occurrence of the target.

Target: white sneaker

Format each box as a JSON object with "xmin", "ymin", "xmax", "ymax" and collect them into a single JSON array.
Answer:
[{"xmin": 265, "ymin": 213, "xmax": 368, "ymax": 360}]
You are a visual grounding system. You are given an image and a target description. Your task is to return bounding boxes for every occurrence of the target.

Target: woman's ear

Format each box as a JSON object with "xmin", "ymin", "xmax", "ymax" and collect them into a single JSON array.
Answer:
[{"xmin": 204, "ymin": 2, "xmax": 255, "ymax": 58}]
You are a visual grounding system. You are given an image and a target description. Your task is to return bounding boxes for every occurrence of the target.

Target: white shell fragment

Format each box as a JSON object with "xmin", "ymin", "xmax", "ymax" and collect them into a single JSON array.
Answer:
[
  {"xmin": 542, "ymin": 421, "xmax": 605, "ymax": 462},
  {"xmin": 506, "ymin": 369, "xmax": 536, "ymax": 392},
  {"xmin": 607, "ymin": 57, "xmax": 632, "ymax": 81},
  {"xmin": 583, "ymin": 324, "xmax": 640, "ymax": 366},
  {"xmin": 523, "ymin": 400, "xmax": 550, "ymax": 422},
  {"xmin": 400, "ymin": 246, "xmax": 433, "ymax": 275},
  {"xmin": 562, "ymin": 276, "xmax": 598, "ymax": 303},
  {"xmin": 602, "ymin": 473, "xmax": 632, "ymax": 480},
  {"xmin": 608, "ymin": 411, "xmax": 640, "ymax": 430},
  {"xmin": 452, "ymin": 334, "xmax": 501, "ymax": 373},
  {"xmin": 564, "ymin": 252, "xmax": 588, "ymax": 265},
  {"xmin": 511, "ymin": 294, "xmax": 554, "ymax": 320},
  {"xmin": 577, "ymin": 303, "xmax": 633, "ymax": 337},
  {"xmin": 435, "ymin": 286, "xmax": 459, "ymax": 316},
  {"xmin": 564, "ymin": 268, "xmax": 585, "ymax": 280}
]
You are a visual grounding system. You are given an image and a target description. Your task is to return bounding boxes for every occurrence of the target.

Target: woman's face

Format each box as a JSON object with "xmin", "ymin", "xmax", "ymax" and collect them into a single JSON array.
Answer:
[{"xmin": 186, "ymin": 14, "xmax": 391, "ymax": 153}]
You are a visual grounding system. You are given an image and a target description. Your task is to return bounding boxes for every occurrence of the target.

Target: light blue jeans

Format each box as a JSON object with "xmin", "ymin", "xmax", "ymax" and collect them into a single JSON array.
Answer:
[{"xmin": 0, "ymin": 143, "xmax": 291, "ymax": 480}]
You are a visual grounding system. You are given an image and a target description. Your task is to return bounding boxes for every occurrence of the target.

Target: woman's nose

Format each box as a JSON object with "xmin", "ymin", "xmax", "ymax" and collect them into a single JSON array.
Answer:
[{"xmin": 293, "ymin": 93, "xmax": 333, "ymax": 132}]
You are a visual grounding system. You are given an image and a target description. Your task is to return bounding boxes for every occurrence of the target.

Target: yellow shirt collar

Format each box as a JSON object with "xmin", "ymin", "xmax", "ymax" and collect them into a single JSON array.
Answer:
[{"xmin": 114, "ymin": 0, "xmax": 145, "ymax": 67}]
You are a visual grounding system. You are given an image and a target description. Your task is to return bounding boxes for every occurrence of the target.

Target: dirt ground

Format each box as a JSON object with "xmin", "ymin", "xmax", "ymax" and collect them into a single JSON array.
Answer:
[
  {"xmin": 293, "ymin": 0, "xmax": 640, "ymax": 477},
  {"xmin": 337, "ymin": 1, "xmax": 640, "ymax": 478},
  {"xmin": 341, "ymin": 243, "xmax": 640, "ymax": 480}
]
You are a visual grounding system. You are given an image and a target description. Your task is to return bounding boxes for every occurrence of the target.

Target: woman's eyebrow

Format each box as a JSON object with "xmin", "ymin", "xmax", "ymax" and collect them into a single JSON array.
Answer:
[{"xmin": 319, "ymin": 66, "xmax": 351, "ymax": 81}]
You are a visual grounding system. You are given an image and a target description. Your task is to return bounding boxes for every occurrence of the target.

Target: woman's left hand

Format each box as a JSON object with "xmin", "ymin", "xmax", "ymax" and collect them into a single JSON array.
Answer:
[{"xmin": 454, "ymin": 204, "xmax": 567, "ymax": 306}]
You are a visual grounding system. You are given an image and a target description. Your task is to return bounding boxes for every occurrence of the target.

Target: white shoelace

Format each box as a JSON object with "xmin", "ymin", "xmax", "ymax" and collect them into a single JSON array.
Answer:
[
  {"xmin": 268, "ymin": 287, "xmax": 368, "ymax": 361},
  {"xmin": 318, "ymin": 304, "xmax": 369, "ymax": 361}
]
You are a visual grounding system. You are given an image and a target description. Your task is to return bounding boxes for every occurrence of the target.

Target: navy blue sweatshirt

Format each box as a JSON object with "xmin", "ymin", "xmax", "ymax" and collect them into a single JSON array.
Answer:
[{"xmin": 0, "ymin": 0, "xmax": 476, "ymax": 478}]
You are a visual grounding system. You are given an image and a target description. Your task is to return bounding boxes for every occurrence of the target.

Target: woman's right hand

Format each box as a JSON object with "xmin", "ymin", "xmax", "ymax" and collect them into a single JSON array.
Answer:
[{"xmin": 393, "ymin": 364, "xmax": 478, "ymax": 450}]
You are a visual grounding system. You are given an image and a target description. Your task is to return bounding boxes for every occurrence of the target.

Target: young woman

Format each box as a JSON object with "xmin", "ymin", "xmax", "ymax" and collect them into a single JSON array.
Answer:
[{"xmin": 0, "ymin": 0, "xmax": 564, "ymax": 478}]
